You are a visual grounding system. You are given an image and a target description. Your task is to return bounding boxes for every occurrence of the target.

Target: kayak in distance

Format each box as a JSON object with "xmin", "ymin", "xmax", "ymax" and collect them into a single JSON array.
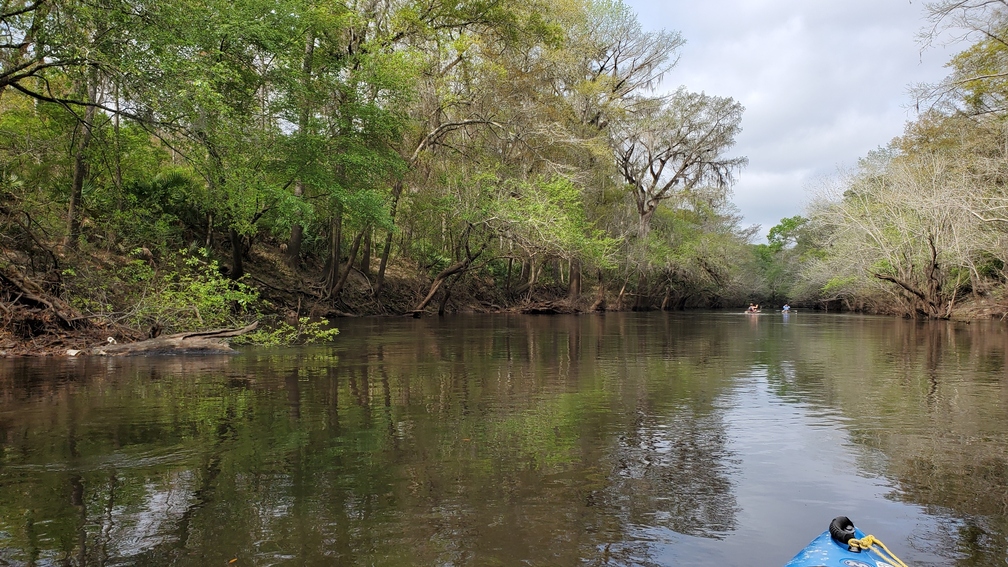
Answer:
[{"xmin": 784, "ymin": 517, "xmax": 908, "ymax": 567}]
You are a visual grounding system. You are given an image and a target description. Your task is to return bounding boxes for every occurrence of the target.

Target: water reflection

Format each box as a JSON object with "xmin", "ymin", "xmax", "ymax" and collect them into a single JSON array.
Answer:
[
  {"xmin": 760, "ymin": 316, "xmax": 1008, "ymax": 565},
  {"xmin": 0, "ymin": 313, "xmax": 1005, "ymax": 566},
  {"xmin": 0, "ymin": 315, "xmax": 744, "ymax": 566}
]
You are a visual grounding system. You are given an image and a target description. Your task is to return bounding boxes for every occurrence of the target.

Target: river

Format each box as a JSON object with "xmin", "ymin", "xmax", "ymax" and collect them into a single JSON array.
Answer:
[{"xmin": 0, "ymin": 312, "xmax": 1006, "ymax": 566}]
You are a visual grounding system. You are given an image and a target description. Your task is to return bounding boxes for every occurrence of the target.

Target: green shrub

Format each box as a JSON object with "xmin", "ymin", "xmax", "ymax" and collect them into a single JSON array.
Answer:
[
  {"xmin": 98, "ymin": 248, "xmax": 260, "ymax": 334},
  {"xmin": 234, "ymin": 317, "xmax": 340, "ymax": 346}
]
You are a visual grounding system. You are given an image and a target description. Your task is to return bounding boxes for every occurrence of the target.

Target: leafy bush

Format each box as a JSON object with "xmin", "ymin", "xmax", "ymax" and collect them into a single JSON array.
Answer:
[
  {"xmin": 63, "ymin": 248, "xmax": 341, "ymax": 345},
  {"xmin": 234, "ymin": 317, "xmax": 340, "ymax": 346},
  {"xmin": 65, "ymin": 247, "xmax": 260, "ymax": 334}
]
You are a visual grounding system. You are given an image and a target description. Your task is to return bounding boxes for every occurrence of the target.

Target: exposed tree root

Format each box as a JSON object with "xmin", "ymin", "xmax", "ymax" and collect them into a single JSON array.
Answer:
[{"xmin": 0, "ymin": 264, "xmax": 83, "ymax": 330}]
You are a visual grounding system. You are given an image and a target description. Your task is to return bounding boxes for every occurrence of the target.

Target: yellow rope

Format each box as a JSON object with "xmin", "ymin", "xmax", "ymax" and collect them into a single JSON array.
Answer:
[{"xmin": 847, "ymin": 534, "xmax": 909, "ymax": 567}]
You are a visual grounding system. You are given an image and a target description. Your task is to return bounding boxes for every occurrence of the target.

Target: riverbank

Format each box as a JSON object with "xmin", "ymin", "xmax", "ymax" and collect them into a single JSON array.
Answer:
[
  {"xmin": 0, "ymin": 243, "xmax": 587, "ymax": 357},
  {"xmin": 4, "ymin": 243, "xmax": 1008, "ymax": 357}
]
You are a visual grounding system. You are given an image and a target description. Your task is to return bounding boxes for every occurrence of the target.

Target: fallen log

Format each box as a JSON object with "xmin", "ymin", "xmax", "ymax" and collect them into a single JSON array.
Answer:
[{"xmin": 74, "ymin": 322, "xmax": 259, "ymax": 356}]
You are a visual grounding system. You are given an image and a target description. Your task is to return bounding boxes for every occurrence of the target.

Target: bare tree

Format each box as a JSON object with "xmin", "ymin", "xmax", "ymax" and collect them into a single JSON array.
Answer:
[
  {"xmin": 920, "ymin": 0, "xmax": 1008, "ymax": 49},
  {"xmin": 808, "ymin": 147, "xmax": 992, "ymax": 318},
  {"xmin": 916, "ymin": 0, "xmax": 1008, "ymax": 112},
  {"xmin": 564, "ymin": 0, "xmax": 684, "ymax": 130},
  {"xmin": 613, "ymin": 90, "xmax": 746, "ymax": 238}
]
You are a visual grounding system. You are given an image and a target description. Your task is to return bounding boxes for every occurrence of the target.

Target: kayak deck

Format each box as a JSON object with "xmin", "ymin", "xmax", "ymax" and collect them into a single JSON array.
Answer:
[{"xmin": 784, "ymin": 517, "xmax": 905, "ymax": 567}]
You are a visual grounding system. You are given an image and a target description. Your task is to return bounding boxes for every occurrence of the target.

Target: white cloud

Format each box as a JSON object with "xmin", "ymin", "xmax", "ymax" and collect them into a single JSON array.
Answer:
[{"xmin": 623, "ymin": 0, "xmax": 964, "ymax": 239}]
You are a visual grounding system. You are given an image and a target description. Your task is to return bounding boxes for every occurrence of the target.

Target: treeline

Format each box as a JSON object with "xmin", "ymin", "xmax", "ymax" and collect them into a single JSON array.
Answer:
[
  {"xmin": 754, "ymin": 1, "xmax": 1008, "ymax": 319},
  {"xmin": 0, "ymin": 0, "xmax": 767, "ymax": 338}
]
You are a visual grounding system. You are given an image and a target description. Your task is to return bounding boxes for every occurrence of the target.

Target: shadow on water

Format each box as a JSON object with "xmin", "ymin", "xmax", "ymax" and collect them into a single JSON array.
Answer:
[{"xmin": 0, "ymin": 313, "xmax": 1005, "ymax": 566}]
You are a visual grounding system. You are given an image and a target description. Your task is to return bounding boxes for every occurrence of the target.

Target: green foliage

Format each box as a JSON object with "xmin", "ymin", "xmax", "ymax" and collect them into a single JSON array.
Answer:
[
  {"xmin": 164, "ymin": 251, "xmax": 259, "ymax": 327},
  {"xmin": 112, "ymin": 168, "xmax": 204, "ymax": 252},
  {"xmin": 497, "ymin": 176, "xmax": 617, "ymax": 267},
  {"xmin": 409, "ymin": 237, "xmax": 452, "ymax": 274},
  {"xmin": 948, "ymin": 29, "xmax": 1008, "ymax": 113},
  {"xmin": 746, "ymin": 215, "xmax": 817, "ymax": 302},
  {"xmin": 65, "ymin": 248, "xmax": 261, "ymax": 334},
  {"xmin": 975, "ymin": 252, "xmax": 1005, "ymax": 280},
  {"xmin": 822, "ymin": 275, "xmax": 857, "ymax": 296},
  {"xmin": 0, "ymin": 0, "xmax": 770, "ymax": 316},
  {"xmin": 235, "ymin": 317, "xmax": 340, "ymax": 346},
  {"xmin": 633, "ymin": 200, "xmax": 754, "ymax": 306},
  {"xmin": 871, "ymin": 258, "xmax": 895, "ymax": 276},
  {"xmin": 767, "ymin": 215, "xmax": 809, "ymax": 251}
]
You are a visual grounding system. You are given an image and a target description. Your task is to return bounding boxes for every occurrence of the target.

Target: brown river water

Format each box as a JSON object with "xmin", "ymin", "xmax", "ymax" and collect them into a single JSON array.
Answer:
[{"xmin": 0, "ymin": 312, "xmax": 1006, "ymax": 566}]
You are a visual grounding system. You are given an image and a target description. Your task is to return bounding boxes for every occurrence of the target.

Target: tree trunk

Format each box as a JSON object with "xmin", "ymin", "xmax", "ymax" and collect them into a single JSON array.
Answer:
[
  {"xmin": 285, "ymin": 181, "xmax": 305, "ymax": 267},
  {"xmin": 286, "ymin": 222, "xmax": 303, "ymax": 266},
  {"xmin": 229, "ymin": 228, "xmax": 244, "ymax": 280},
  {"xmin": 413, "ymin": 259, "xmax": 470, "ymax": 313},
  {"xmin": 567, "ymin": 259, "xmax": 582, "ymax": 300},
  {"xmin": 413, "ymin": 224, "xmax": 485, "ymax": 314},
  {"xmin": 638, "ymin": 202, "xmax": 655, "ymax": 239},
  {"xmin": 615, "ymin": 273, "xmax": 630, "ymax": 310},
  {"xmin": 376, "ymin": 228, "xmax": 391, "ymax": 292},
  {"xmin": 330, "ymin": 228, "xmax": 364, "ymax": 299},
  {"xmin": 81, "ymin": 322, "xmax": 259, "ymax": 356},
  {"xmin": 512, "ymin": 261, "xmax": 538, "ymax": 297},
  {"xmin": 66, "ymin": 74, "xmax": 99, "ymax": 250},
  {"xmin": 286, "ymin": 30, "xmax": 315, "ymax": 267},
  {"xmin": 438, "ymin": 274, "xmax": 459, "ymax": 316},
  {"xmin": 590, "ymin": 269, "xmax": 606, "ymax": 312},
  {"xmin": 324, "ymin": 209, "xmax": 343, "ymax": 292},
  {"xmin": 874, "ymin": 237, "xmax": 947, "ymax": 319},
  {"xmin": 634, "ymin": 272, "xmax": 648, "ymax": 311},
  {"xmin": 360, "ymin": 226, "xmax": 371, "ymax": 276},
  {"xmin": 375, "ymin": 180, "xmax": 404, "ymax": 294},
  {"xmin": 375, "ymin": 232, "xmax": 392, "ymax": 294}
]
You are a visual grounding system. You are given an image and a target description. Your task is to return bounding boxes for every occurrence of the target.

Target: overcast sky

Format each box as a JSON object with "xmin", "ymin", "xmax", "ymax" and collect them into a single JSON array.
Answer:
[{"xmin": 622, "ymin": 0, "xmax": 964, "ymax": 240}]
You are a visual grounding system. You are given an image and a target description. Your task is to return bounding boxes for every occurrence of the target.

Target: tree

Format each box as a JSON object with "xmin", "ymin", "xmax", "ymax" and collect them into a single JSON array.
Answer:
[
  {"xmin": 752, "ymin": 215, "xmax": 813, "ymax": 303},
  {"xmin": 644, "ymin": 200, "xmax": 756, "ymax": 309},
  {"xmin": 0, "ymin": 0, "xmax": 145, "ymax": 249},
  {"xmin": 0, "ymin": 0, "xmax": 777, "ymax": 325},
  {"xmin": 0, "ymin": 0, "xmax": 107, "ymax": 98},
  {"xmin": 767, "ymin": 215, "xmax": 810, "ymax": 251},
  {"xmin": 916, "ymin": 0, "xmax": 1008, "ymax": 113},
  {"xmin": 275, "ymin": 0, "xmax": 413, "ymax": 279},
  {"xmin": 558, "ymin": 0, "xmax": 683, "ymax": 131},
  {"xmin": 613, "ymin": 90, "xmax": 746, "ymax": 239},
  {"xmin": 806, "ymin": 145, "xmax": 990, "ymax": 318}
]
